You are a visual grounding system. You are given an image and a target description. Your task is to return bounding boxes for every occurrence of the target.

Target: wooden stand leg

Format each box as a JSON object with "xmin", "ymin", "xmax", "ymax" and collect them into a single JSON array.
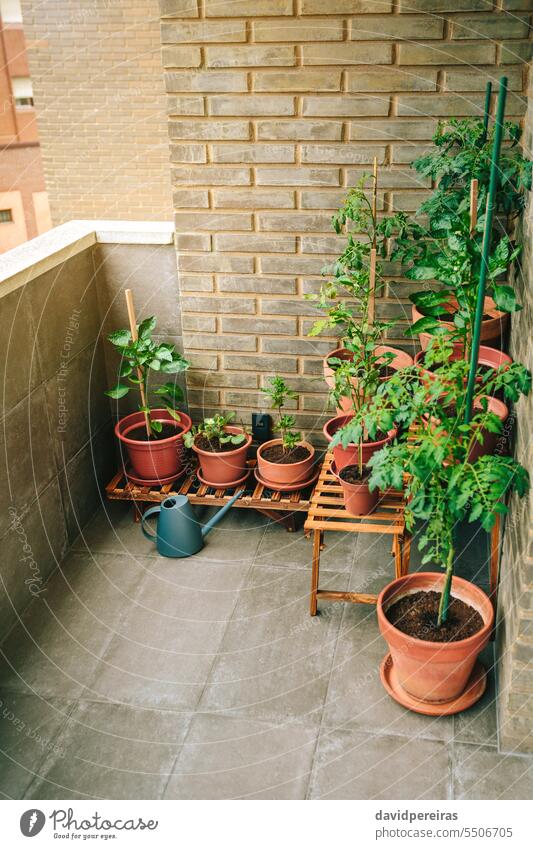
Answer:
[
  {"xmin": 310, "ymin": 529, "xmax": 321, "ymax": 616},
  {"xmin": 393, "ymin": 534, "xmax": 403, "ymax": 579},
  {"xmin": 401, "ymin": 532, "xmax": 412, "ymax": 577}
]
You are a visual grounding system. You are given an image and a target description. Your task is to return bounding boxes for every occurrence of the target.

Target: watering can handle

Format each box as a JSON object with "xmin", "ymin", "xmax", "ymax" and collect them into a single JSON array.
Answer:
[{"xmin": 141, "ymin": 506, "xmax": 161, "ymax": 541}]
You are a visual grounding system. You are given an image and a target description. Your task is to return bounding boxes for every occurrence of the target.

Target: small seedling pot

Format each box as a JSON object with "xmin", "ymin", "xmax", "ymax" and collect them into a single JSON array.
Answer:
[
  {"xmin": 324, "ymin": 345, "xmax": 414, "ymax": 412},
  {"xmin": 115, "ymin": 408, "xmax": 192, "ymax": 481},
  {"xmin": 331, "ymin": 461, "xmax": 378, "ymax": 516},
  {"xmin": 323, "ymin": 413, "xmax": 397, "ymax": 472},
  {"xmin": 377, "ymin": 572, "xmax": 493, "ymax": 706},
  {"xmin": 256, "ymin": 438, "xmax": 315, "ymax": 487},
  {"xmin": 192, "ymin": 426, "xmax": 251, "ymax": 486},
  {"xmin": 412, "ymin": 296, "xmax": 509, "ymax": 351}
]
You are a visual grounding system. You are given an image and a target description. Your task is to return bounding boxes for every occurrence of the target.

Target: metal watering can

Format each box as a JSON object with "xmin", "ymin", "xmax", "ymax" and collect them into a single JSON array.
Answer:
[{"xmin": 140, "ymin": 491, "xmax": 243, "ymax": 557}]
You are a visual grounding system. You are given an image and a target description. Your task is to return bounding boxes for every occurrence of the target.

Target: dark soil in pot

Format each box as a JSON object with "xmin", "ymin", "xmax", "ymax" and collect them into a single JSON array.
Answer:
[
  {"xmin": 339, "ymin": 464, "xmax": 370, "ymax": 484},
  {"xmin": 386, "ymin": 590, "xmax": 484, "ymax": 643},
  {"xmin": 129, "ymin": 423, "xmax": 181, "ymax": 442},
  {"xmin": 260, "ymin": 444, "xmax": 311, "ymax": 464},
  {"xmin": 195, "ymin": 435, "xmax": 245, "ymax": 453}
]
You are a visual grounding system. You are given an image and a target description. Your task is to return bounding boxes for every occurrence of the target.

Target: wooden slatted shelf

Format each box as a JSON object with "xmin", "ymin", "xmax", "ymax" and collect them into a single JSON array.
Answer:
[
  {"xmin": 106, "ymin": 458, "xmax": 316, "ymax": 531},
  {"xmin": 304, "ymin": 453, "xmax": 412, "ymax": 615}
]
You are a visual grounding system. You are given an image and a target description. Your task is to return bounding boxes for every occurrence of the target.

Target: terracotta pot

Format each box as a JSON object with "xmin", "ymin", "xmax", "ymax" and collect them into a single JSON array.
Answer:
[
  {"xmin": 256, "ymin": 438, "xmax": 315, "ymax": 486},
  {"xmin": 192, "ymin": 425, "xmax": 251, "ymax": 486},
  {"xmin": 331, "ymin": 461, "xmax": 378, "ymax": 516},
  {"xmin": 415, "ymin": 345, "xmax": 513, "ymax": 394},
  {"xmin": 115, "ymin": 408, "xmax": 192, "ymax": 481},
  {"xmin": 324, "ymin": 346, "xmax": 414, "ymax": 413},
  {"xmin": 423, "ymin": 396, "xmax": 509, "ymax": 461},
  {"xmin": 412, "ymin": 296, "xmax": 509, "ymax": 351},
  {"xmin": 323, "ymin": 414, "xmax": 397, "ymax": 472},
  {"xmin": 377, "ymin": 572, "xmax": 493, "ymax": 704}
]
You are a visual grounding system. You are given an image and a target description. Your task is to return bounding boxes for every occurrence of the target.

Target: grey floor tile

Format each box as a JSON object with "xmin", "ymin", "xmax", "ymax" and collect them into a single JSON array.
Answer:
[
  {"xmin": 349, "ymin": 532, "xmax": 400, "ymax": 596},
  {"xmin": 71, "ymin": 502, "xmax": 162, "ymax": 557},
  {"xmin": 322, "ymin": 604, "xmax": 454, "ymax": 742},
  {"xmin": 453, "ymin": 742, "xmax": 533, "ymax": 800},
  {"xmin": 309, "ymin": 727, "xmax": 449, "ymax": 799},
  {"xmin": 0, "ymin": 694, "xmax": 75, "ymax": 799},
  {"xmin": 255, "ymin": 521, "xmax": 357, "ymax": 573},
  {"xmin": 199, "ymin": 565, "xmax": 344, "ymax": 724},
  {"xmin": 26, "ymin": 701, "xmax": 191, "ymax": 800},
  {"xmin": 165, "ymin": 712, "xmax": 319, "ymax": 799},
  {"xmin": 0, "ymin": 551, "xmax": 145, "ymax": 699},
  {"xmin": 84, "ymin": 559, "xmax": 251, "ymax": 710}
]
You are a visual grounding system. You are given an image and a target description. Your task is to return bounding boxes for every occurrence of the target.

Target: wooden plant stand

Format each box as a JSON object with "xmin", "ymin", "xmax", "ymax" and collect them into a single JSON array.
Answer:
[
  {"xmin": 105, "ymin": 459, "xmax": 315, "ymax": 532},
  {"xmin": 304, "ymin": 454, "xmax": 412, "ymax": 615}
]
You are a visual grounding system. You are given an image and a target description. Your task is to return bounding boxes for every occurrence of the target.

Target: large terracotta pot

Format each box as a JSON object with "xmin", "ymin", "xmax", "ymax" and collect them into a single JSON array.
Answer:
[
  {"xmin": 323, "ymin": 414, "xmax": 397, "ymax": 472},
  {"xmin": 412, "ymin": 296, "xmax": 509, "ymax": 351},
  {"xmin": 423, "ymin": 396, "xmax": 509, "ymax": 462},
  {"xmin": 415, "ymin": 345, "xmax": 512, "ymax": 396},
  {"xmin": 192, "ymin": 425, "xmax": 251, "ymax": 486},
  {"xmin": 377, "ymin": 572, "xmax": 493, "ymax": 704},
  {"xmin": 324, "ymin": 346, "xmax": 414, "ymax": 413},
  {"xmin": 116, "ymin": 408, "xmax": 192, "ymax": 481},
  {"xmin": 256, "ymin": 438, "xmax": 315, "ymax": 486},
  {"xmin": 331, "ymin": 461, "xmax": 378, "ymax": 516}
]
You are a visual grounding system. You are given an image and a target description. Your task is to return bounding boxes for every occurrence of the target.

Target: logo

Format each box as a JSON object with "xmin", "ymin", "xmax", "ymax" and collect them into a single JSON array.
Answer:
[{"xmin": 20, "ymin": 810, "xmax": 46, "ymax": 837}]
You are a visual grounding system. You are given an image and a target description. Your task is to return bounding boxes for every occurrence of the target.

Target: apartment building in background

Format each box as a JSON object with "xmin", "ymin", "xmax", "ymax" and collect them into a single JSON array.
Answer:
[{"xmin": 0, "ymin": 0, "xmax": 50, "ymax": 252}]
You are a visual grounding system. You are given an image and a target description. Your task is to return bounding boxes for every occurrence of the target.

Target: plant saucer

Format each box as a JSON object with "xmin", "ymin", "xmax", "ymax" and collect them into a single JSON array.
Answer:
[
  {"xmin": 380, "ymin": 653, "xmax": 487, "ymax": 716},
  {"xmin": 196, "ymin": 467, "xmax": 251, "ymax": 489},
  {"xmin": 125, "ymin": 467, "xmax": 186, "ymax": 487},
  {"xmin": 254, "ymin": 465, "xmax": 320, "ymax": 493}
]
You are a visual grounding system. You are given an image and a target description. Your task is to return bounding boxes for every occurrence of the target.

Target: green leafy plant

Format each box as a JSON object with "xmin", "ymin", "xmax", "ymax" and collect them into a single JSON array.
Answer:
[
  {"xmin": 183, "ymin": 412, "xmax": 246, "ymax": 450},
  {"xmin": 412, "ymin": 117, "xmax": 532, "ymax": 221},
  {"xmin": 261, "ymin": 376, "xmax": 302, "ymax": 453},
  {"xmin": 362, "ymin": 350, "xmax": 531, "ymax": 625},
  {"xmin": 105, "ymin": 315, "xmax": 189, "ymax": 436}
]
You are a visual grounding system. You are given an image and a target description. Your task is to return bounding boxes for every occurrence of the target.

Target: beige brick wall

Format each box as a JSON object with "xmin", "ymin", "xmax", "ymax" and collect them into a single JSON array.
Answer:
[
  {"xmin": 497, "ymin": 71, "xmax": 533, "ymax": 755},
  {"xmin": 21, "ymin": 0, "xmax": 172, "ymax": 223},
  {"xmin": 160, "ymin": 0, "xmax": 531, "ymax": 436}
]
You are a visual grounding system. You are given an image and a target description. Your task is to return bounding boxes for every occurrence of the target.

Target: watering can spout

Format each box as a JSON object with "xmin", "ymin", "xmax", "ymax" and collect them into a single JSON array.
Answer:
[
  {"xmin": 140, "ymin": 489, "xmax": 244, "ymax": 557},
  {"xmin": 201, "ymin": 489, "xmax": 243, "ymax": 538}
]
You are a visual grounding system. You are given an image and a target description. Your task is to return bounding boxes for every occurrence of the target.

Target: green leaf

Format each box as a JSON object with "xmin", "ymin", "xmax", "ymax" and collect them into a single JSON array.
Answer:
[
  {"xmin": 138, "ymin": 316, "xmax": 156, "ymax": 340},
  {"xmin": 492, "ymin": 284, "xmax": 522, "ymax": 313},
  {"xmin": 108, "ymin": 329, "xmax": 131, "ymax": 347},
  {"xmin": 105, "ymin": 384, "xmax": 130, "ymax": 399},
  {"xmin": 150, "ymin": 418, "xmax": 163, "ymax": 433},
  {"xmin": 165, "ymin": 407, "xmax": 181, "ymax": 422},
  {"xmin": 405, "ymin": 316, "xmax": 441, "ymax": 337}
]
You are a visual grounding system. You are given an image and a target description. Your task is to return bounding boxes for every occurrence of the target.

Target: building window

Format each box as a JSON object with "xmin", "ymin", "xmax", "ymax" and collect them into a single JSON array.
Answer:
[
  {"xmin": 11, "ymin": 77, "xmax": 33, "ymax": 108},
  {"xmin": 0, "ymin": 0, "xmax": 23, "ymax": 24},
  {"xmin": 0, "ymin": 209, "xmax": 13, "ymax": 223}
]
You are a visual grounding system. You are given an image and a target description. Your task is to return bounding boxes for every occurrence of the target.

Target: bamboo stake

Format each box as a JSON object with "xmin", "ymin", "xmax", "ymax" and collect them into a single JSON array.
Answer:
[
  {"xmin": 464, "ymin": 77, "xmax": 507, "ymax": 425},
  {"xmin": 125, "ymin": 288, "xmax": 152, "ymax": 438},
  {"xmin": 372, "ymin": 155, "xmax": 378, "ymax": 248},
  {"xmin": 469, "ymin": 178, "xmax": 478, "ymax": 233},
  {"xmin": 368, "ymin": 247, "xmax": 377, "ymax": 325}
]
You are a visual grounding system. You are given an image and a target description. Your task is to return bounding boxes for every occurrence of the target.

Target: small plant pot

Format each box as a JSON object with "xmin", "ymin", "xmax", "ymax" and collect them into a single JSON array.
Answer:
[
  {"xmin": 115, "ymin": 408, "xmax": 192, "ymax": 481},
  {"xmin": 324, "ymin": 345, "xmax": 414, "ymax": 412},
  {"xmin": 412, "ymin": 296, "xmax": 509, "ymax": 351},
  {"xmin": 256, "ymin": 438, "xmax": 315, "ymax": 487},
  {"xmin": 377, "ymin": 572, "xmax": 493, "ymax": 706},
  {"xmin": 323, "ymin": 413, "xmax": 397, "ymax": 472},
  {"xmin": 192, "ymin": 425, "xmax": 251, "ymax": 486},
  {"xmin": 331, "ymin": 461, "xmax": 378, "ymax": 516}
]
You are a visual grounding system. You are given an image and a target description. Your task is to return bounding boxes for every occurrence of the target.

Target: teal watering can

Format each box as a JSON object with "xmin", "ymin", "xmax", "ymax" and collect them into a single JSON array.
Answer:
[{"xmin": 140, "ymin": 491, "xmax": 243, "ymax": 557}]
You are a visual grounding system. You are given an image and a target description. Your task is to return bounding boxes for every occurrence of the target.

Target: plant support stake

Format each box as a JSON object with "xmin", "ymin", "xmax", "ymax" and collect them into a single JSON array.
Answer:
[
  {"xmin": 482, "ymin": 80, "xmax": 492, "ymax": 144},
  {"xmin": 125, "ymin": 288, "xmax": 152, "ymax": 438},
  {"xmin": 464, "ymin": 77, "xmax": 507, "ymax": 425}
]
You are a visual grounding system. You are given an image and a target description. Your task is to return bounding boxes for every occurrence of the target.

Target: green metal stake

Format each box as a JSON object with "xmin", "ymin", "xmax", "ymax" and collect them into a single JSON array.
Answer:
[
  {"xmin": 481, "ymin": 80, "xmax": 492, "ymax": 144},
  {"xmin": 464, "ymin": 77, "xmax": 507, "ymax": 425}
]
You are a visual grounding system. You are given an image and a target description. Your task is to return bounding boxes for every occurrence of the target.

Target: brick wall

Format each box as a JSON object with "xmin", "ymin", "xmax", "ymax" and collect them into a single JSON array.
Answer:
[
  {"xmin": 20, "ymin": 0, "xmax": 173, "ymax": 223},
  {"xmin": 159, "ymin": 0, "xmax": 531, "ymax": 436},
  {"xmin": 497, "ymin": 71, "xmax": 533, "ymax": 755}
]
